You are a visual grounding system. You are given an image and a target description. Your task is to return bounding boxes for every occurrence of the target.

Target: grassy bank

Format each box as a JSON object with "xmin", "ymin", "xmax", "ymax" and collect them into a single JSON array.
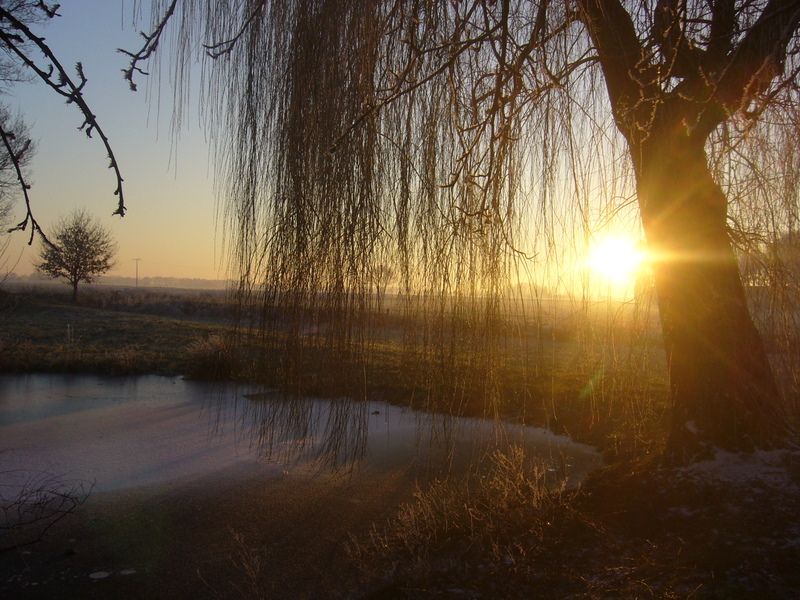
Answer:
[
  {"xmin": 0, "ymin": 284, "xmax": 673, "ymax": 459},
  {"xmin": 0, "ymin": 285, "xmax": 236, "ymax": 378}
]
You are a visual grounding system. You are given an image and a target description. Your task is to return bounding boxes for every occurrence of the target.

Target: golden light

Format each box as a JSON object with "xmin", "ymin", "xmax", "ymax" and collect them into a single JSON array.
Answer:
[{"xmin": 587, "ymin": 236, "xmax": 646, "ymax": 285}]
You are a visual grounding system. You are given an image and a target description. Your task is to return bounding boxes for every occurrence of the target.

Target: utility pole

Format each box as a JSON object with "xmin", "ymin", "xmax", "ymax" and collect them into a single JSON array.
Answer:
[{"xmin": 133, "ymin": 258, "xmax": 141, "ymax": 287}]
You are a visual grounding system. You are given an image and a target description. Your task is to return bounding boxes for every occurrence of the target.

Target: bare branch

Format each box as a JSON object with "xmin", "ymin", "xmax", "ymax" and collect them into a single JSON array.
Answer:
[
  {"xmin": 693, "ymin": 0, "xmax": 800, "ymax": 139},
  {"xmin": 0, "ymin": 121, "xmax": 53, "ymax": 247},
  {"xmin": 0, "ymin": 470, "xmax": 92, "ymax": 553},
  {"xmin": 0, "ymin": 7, "xmax": 126, "ymax": 216},
  {"xmin": 117, "ymin": 0, "xmax": 178, "ymax": 92},
  {"xmin": 204, "ymin": 0, "xmax": 267, "ymax": 59}
]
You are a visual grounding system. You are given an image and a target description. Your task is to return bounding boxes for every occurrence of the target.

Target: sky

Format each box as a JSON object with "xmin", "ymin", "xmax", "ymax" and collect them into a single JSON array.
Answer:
[
  {"xmin": 0, "ymin": 1, "xmax": 647, "ymax": 297},
  {"xmin": 2, "ymin": 1, "xmax": 223, "ymax": 281}
]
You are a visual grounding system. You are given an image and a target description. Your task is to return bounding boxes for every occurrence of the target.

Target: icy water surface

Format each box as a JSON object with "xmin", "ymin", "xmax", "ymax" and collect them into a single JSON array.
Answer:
[{"xmin": 0, "ymin": 374, "xmax": 602, "ymax": 494}]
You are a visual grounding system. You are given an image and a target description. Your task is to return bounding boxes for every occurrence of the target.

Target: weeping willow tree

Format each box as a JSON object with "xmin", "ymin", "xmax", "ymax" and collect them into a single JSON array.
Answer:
[{"xmin": 135, "ymin": 0, "xmax": 800, "ymax": 463}]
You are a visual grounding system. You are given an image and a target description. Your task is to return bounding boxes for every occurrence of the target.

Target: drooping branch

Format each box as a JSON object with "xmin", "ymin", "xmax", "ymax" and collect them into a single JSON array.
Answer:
[
  {"xmin": 204, "ymin": 0, "xmax": 267, "ymax": 59},
  {"xmin": 0, "ymin": 8, "xmax": 126, "ymax": 217},
  {"xmin": 117, "ymin": 0, "xmax": 178, "ymax": 91},
  {"xmin": 328, "ymin": 27, "xmax": 497, "ymax": 154},
  {"xmin": 0, "ymin": 123, "xmax": 52, "ymax": 247}
]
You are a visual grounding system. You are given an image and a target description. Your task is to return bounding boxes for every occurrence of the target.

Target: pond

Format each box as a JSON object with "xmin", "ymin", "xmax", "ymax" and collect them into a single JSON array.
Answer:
[{"xmin": 0, "ymin": 373, "xmax": 602, "ymax": 495}]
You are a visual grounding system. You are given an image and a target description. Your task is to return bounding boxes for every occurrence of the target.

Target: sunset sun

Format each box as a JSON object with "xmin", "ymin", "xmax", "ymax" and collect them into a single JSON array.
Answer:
[{"xmin": 587, "ymin": 236, "xmax": 646, "ymax": 285}]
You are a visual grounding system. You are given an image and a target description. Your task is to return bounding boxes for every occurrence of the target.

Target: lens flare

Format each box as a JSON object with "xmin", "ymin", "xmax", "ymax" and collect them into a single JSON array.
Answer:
[{"xmin": 588, "ymin": 236, "xmax": 646, "ymax": 285}]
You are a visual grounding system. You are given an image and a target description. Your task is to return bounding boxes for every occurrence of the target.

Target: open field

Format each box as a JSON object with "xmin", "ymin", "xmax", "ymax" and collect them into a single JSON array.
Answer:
[{"xmin": 0, "ymin": 284, "xmax": 234, "ymax": 378}]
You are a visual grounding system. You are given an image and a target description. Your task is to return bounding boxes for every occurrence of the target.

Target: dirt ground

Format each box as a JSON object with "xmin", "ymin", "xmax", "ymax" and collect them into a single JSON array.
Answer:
[
  {"xmin": 0, "ymin": 464, "xmax": 417, "ymax": 600},
  {"xmin": 361, "ymin": 452, "xmax": 800, "ymax": 600}
]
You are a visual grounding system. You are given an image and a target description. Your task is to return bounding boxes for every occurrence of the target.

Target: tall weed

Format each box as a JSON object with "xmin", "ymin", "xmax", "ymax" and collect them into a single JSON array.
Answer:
[{"xmin": 347, "ymin": 446, "xmax": 571, "ymax": 588}]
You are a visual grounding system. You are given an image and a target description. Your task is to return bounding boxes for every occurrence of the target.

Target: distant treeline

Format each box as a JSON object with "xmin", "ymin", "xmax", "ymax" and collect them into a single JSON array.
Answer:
[{"xmin": 5, "ymin": 272, "xmax": 233, "ymax": 291}]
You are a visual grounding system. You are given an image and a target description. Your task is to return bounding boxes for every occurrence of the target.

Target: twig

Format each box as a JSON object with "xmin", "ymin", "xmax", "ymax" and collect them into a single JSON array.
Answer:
[
  {"xmin": 0, "ymin": 123, "xmax": 53, "ymax": 247},
  {"xmin": 204, "ymin": 0, "xmax": 267, "ymax": 58},
  {"xmin": 117, "ymin": 0, "xmax": 178, "ymax": 92}
]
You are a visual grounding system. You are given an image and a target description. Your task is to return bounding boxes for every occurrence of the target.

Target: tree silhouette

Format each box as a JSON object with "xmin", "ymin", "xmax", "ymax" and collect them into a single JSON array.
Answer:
[
  {"xmin": 0, "ymin": 107, "xmax": 34, "ymax": 282},
  {"xmin": 131, "ymin": 0, "xmax": 800, "ymax": 462},
  {"xmin": 35, "ymin": 209, "xmax": 117, "ymax": 302}
]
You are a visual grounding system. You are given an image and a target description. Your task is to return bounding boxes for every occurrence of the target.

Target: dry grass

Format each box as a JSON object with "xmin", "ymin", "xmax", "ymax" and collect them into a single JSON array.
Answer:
[
  {"xmin": 346, "ymin": 450, "xmax": 800, "ymax": 600},
  {"xmin": 347, "ymin": 446, "xmax": 576, "ymax": 591},
  {"xmin": 0, "ymin": 288, "xmax": 240, "ymax": 378}
]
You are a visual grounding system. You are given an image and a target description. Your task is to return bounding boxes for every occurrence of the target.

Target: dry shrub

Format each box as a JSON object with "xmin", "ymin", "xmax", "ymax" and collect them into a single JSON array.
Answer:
[
  {"xmin": 185, "ymin": 334, "xmax": 238, "ymax": 380},
  {"xmin": 348, "ymin": 446, "xmax": 570, "ymax": 588},
  {"xmin": 203, "ymin": 530, "xmax": 273, "ymax": 600},
  {"xmin": 0, "ymin": 469, "xmax": 92, "ymax": 551}
]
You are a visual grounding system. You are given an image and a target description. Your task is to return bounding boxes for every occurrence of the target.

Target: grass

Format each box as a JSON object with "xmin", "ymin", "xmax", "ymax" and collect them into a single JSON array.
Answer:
[
  {"xmin": 346, "ymin": 449, "xmax": 800, "ymax": 599},
  {"xmin": 0, "ymin": 285, "xmax": 237, "ymax": 378}
]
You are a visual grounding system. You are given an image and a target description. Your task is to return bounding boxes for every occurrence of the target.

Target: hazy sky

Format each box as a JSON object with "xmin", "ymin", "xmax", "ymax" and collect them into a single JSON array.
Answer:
[
  {"xmin": 0, "ymin": 1, "xmax": 647, "ymax": 298},
  {"xmin": 3, "ymin": 1, "xmax": 222, "ymax": 281}
]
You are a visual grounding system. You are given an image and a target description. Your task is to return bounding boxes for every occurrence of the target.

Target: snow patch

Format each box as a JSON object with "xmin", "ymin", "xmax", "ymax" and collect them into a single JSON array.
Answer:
[
  {"xmin": 88, "ymin": 571, "xmax": 110, "ymax": 579},
  {"xmin": 679, "ymin": 449, "xmax": 800, "ymax": 489}
]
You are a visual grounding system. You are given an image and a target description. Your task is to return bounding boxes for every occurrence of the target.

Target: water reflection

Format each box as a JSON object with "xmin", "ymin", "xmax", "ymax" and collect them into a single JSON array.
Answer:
[
  {"xmin": 234, "ymin": 392, "xmax": 369, "ymax": 471},
  {"xmin": 0, "ymin": 375, "xmax": 602, "ymax": 494},
  {"xmin": 218, "ymin": 385, "xmax": 600, "ymax": 483}
]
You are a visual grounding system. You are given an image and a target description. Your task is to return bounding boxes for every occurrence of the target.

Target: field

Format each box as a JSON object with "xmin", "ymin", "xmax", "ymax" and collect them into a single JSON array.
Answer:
[{"xmin": 0, "ymin": 283, "xmax": 235, "ymax": 378}]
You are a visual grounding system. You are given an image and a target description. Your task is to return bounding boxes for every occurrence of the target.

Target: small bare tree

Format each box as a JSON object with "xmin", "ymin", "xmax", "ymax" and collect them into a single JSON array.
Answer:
[{"xmin": 35, "ymin": 209, "xmax": 117, "ymax": 302}]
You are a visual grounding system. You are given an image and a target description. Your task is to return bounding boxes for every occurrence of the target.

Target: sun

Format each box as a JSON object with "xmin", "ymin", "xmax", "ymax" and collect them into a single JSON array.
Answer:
[{"xmin": 587, "ymin": 236, "xmax": 646, "ymax": 285}]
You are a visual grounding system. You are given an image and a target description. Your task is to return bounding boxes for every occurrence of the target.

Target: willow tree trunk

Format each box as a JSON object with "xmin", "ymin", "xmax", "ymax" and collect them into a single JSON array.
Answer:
[{"xmin": 636, "ymin": 133, "xmax": 790, "ymax": 462}]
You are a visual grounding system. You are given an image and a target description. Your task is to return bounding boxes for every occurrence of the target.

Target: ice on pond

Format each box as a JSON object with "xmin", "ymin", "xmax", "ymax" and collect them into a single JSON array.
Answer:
[{"xmin": 0, "ymin": 374, "xmax": 603, "ymax": 494}]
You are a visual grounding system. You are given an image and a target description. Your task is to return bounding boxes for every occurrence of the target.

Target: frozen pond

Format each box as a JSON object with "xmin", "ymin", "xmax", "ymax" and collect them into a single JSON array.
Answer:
[{"xmin": 0, "ymin": 374, "xmax": 602, "ymax": 495}]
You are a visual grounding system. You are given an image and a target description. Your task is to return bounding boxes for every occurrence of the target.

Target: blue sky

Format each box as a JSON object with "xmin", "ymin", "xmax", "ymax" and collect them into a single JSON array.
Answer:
[{"xmin": 3, "ymin": 1, "xmax": 223, "ymax": 280}]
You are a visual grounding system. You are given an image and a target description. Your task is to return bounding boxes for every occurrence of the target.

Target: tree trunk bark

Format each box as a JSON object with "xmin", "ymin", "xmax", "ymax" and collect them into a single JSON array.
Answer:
[
  {"xmin": 636, "ymin": 134, "xmax": 793, "ymax": 463},
  {"xmin": 71, "ymin": 281, "xmax": 79, "ymax": 303}
]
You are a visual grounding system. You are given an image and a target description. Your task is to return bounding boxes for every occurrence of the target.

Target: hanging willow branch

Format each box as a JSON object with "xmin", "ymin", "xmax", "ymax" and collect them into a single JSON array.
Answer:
[
  {"xmin": 118, "ymin": 0, "xmax": 178, "ymax": 91},
  {"xmin": 136, "ymin": 0, "xmax": 800, "ymax": 442}
]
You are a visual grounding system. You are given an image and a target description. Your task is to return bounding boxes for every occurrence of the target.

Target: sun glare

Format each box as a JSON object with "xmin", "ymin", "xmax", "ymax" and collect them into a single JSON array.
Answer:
[{"xmin": 588, "ymin": 236, "xmax": 646, "ymax": 285}]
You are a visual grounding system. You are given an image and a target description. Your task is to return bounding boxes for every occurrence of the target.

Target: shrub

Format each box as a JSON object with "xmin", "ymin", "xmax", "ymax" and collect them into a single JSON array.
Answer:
[{"xmin": 185, "ymin": 334, "xmax": 238, "ymax": 380}]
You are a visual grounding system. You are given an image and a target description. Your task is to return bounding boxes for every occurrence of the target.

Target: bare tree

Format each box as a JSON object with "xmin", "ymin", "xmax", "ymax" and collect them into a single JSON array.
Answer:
[
  {"xmin": 35, "ymin": 209, "xmax": 117, "ymax": 302},
  {"xmin": 133, "ymin": 0, "xmax": 800, "ymax": 462}
]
